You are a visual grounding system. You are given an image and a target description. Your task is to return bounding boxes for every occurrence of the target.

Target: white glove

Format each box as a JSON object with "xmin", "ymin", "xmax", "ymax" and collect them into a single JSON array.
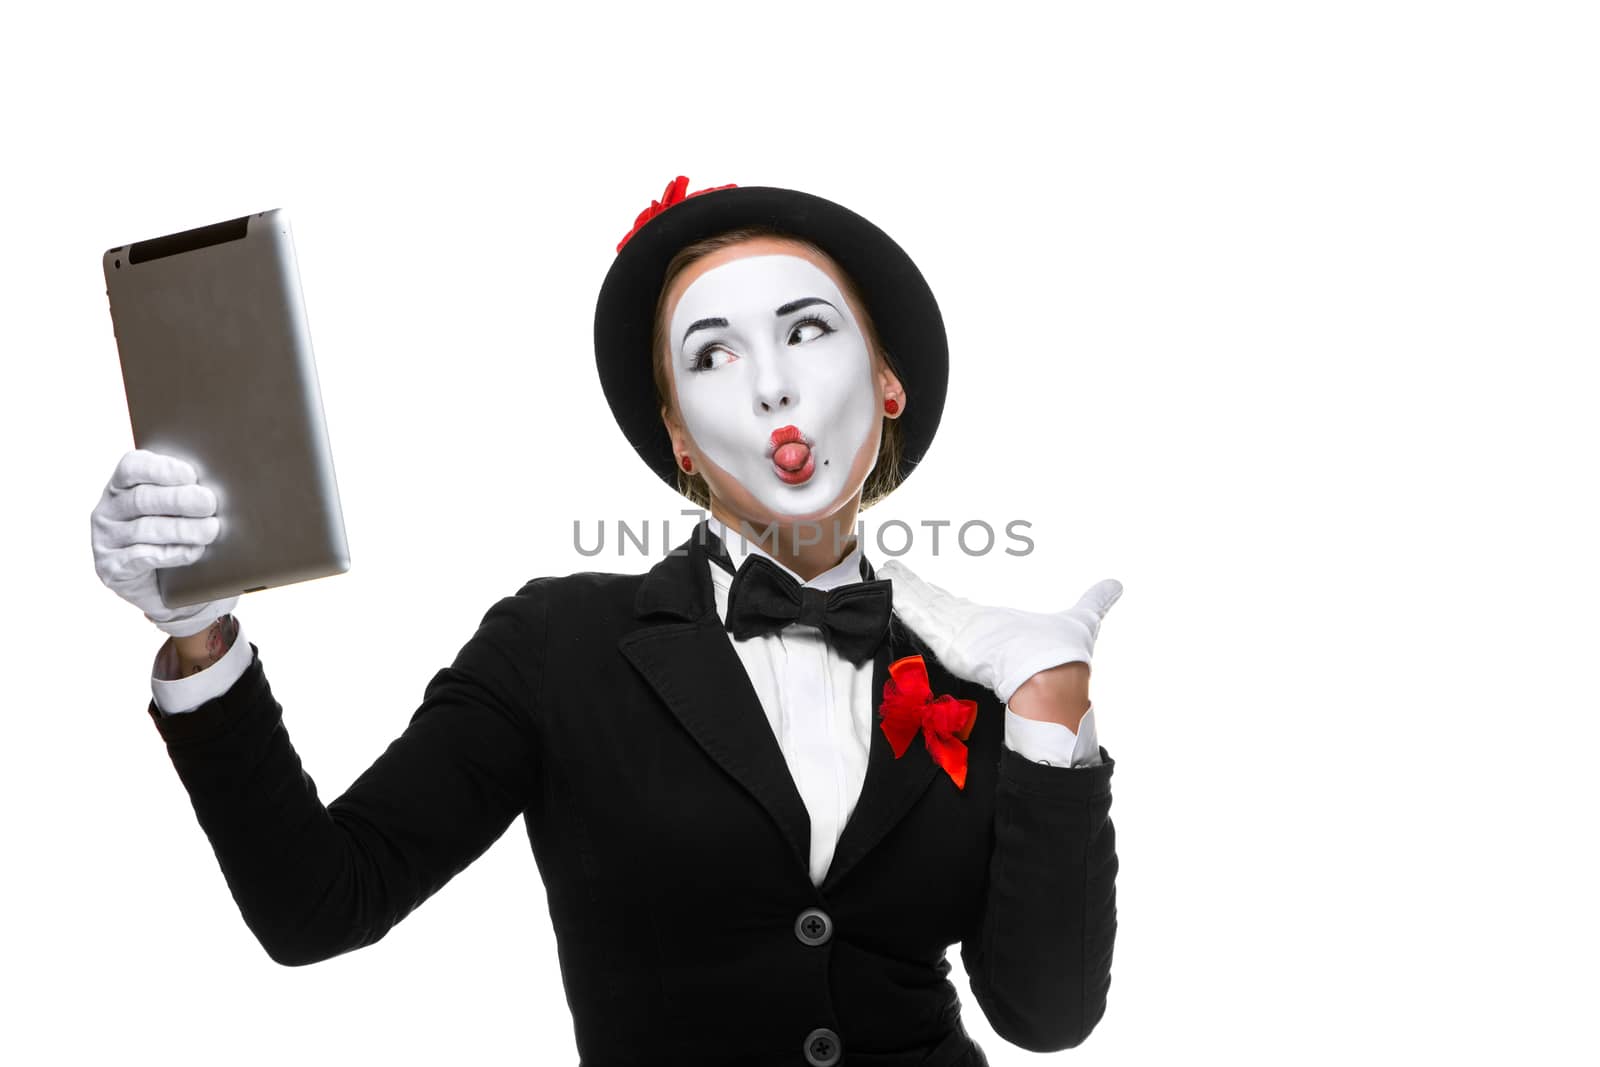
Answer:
[
  {"xmin": 91, "ymin": 449, "xmax": 239, "ymax": 638},
  {"xmin": 877, "ymin": 558, "xmax": 1123, "ymax": 704}
]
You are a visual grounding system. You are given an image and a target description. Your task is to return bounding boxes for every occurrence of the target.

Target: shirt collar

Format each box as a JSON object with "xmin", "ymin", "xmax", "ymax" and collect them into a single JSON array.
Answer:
[{"xmin": 705, "ymin": 514, "xmax": 866, "ymax": 592}]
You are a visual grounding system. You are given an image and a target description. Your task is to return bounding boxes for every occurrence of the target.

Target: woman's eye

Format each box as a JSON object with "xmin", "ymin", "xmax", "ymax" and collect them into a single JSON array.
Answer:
[
  {"xmin": 689, "ymin": 344, "xmax": 738, "ymax": 373},
  {"xmin": 786, "ymin": 317, "xmax": 834, "ymax": 346}
]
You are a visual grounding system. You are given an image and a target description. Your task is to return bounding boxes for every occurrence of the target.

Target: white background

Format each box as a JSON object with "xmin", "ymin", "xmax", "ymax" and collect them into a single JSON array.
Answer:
[{"xmin": 4, "ymin": 1, "xmax": 1597, "ymax": 1063}]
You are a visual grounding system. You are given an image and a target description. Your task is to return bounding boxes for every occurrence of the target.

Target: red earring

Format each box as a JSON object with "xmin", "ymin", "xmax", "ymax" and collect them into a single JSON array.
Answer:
[
  {"xmin": 680, "ymin": 455, "xmax": 693, "ymax": 472},
  {"xmin": 884, "ymin": 397, "xmax": 900, "ymax": 415}
]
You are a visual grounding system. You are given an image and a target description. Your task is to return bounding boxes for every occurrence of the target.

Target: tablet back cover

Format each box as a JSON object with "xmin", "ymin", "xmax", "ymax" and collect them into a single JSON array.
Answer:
[{"xmin": 104, "ymin": 209, "xmax": 350, "ymax": 610}]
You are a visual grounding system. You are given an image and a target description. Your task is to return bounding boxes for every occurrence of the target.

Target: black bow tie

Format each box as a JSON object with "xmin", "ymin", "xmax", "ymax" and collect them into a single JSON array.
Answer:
[{"xmin": 703, "ymin": 531, "xmax": 892, "ymax": 665}]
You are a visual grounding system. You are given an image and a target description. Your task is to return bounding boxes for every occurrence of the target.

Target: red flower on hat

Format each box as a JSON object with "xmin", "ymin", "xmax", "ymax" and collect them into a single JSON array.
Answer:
[
  {"xmin": 615, "ymin": 175, "xmax": 739, "ymax": 253},
  {"xmin": 877, "ymin": 654, "xmax": 980, "ymax": 790}
]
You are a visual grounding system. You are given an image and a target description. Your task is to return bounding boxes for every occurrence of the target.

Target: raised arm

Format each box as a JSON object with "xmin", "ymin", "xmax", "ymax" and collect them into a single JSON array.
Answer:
[
  {"xmin": 877, "ymin": 558, "xmax": 1124, "ymax": 1048},
  {"xmin": 145, "ymin": 588, "xmax": 546, "ymax": 966}
]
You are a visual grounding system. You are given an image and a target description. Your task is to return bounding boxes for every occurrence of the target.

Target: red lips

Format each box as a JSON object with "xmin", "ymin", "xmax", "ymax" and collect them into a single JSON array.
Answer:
[{"xmin": 767, "ymin": 425, "xmax": 815, "ymax": 485}]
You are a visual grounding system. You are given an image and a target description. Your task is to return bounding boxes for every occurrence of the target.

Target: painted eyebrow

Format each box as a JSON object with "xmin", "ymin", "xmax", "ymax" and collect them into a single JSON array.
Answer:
[
  {"xmin": 775, "ymin": 297, "xmax": 839, "ymax": 317},
  {"xmin": 681, "ymin": 317, "xmax": 729, "ymax": 349},
  {"xmin": 680, "ymin": 299, "xmax": 837, "ymax": 348}
]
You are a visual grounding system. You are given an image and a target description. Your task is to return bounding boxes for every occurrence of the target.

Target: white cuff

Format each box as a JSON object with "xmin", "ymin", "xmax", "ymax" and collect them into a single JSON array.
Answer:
[
  {"xmin": 1003, "ymin": 704, "xmax": 1101, "ymax": 768},
  {"xmin": 150, "ymin": 617, "xmax": 253, "ymax": 715}
]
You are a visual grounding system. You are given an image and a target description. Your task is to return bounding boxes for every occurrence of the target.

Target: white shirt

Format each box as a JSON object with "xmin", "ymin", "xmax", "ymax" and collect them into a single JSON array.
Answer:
[{"xmin": 150, "ymin": 522, "xmax": 1102, "ymax": 888}]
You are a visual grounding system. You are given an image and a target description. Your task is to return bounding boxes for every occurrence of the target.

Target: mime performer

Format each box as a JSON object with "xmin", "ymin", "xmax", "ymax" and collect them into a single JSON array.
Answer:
[{"xmin": 89, "ymin": 175, "xmax": 1124, "ymax": 1066}]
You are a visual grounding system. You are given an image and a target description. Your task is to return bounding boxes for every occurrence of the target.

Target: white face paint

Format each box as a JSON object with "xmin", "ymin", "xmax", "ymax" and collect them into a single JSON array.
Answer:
[{"xmin": 668, "ymin": 253, "xmax": 878, "ymax": 517}]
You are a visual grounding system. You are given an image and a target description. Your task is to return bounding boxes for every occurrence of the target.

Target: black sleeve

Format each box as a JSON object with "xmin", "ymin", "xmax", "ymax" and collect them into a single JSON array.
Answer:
[
  {"xmin": 144, "ymin": 586, "xmax": 546, "ymax": 967},
  {"xmin": 961, "ymin": 745, "xmax": 1118, "ymax": 1051}
]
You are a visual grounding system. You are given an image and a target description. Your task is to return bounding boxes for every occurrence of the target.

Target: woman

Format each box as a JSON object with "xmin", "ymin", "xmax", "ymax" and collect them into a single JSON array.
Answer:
[{"xmin": 89, "ymin": 176, "xmax": 1122, "ymax": 1066}]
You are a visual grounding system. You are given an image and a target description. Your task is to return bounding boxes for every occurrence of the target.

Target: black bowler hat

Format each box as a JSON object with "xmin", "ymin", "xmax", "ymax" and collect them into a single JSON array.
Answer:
[{"xmin": 593, "ymin": 176, "xmax": 949, "ymax": 493}]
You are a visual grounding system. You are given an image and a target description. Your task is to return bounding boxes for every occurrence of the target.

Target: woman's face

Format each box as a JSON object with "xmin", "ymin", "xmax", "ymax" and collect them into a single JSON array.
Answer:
[{"xmin": 660, "ymin": 237, "xmax": 896, "ymax": 522}]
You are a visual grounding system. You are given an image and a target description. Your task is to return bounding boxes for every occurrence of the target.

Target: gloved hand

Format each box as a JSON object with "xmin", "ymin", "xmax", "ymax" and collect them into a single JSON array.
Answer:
[
  {"xmin": 877, "ymin": 558, "xmax": 1123, "ymax": 704},
  {"xmin": 91, "ymin": 448, "xmax": 239, "ymax": 638}
]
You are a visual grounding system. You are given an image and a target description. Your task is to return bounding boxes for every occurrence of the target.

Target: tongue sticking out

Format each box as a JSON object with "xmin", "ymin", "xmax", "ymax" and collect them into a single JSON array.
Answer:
[{"xmin": 773, "ymin": 441, "xmax": 812, "ymax": 471}]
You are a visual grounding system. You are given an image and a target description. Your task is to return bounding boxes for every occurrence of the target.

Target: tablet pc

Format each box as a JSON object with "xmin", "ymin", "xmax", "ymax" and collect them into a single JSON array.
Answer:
[{"xmin": 104, "ymin": 209, "xmax": 350, "ymax": 610}]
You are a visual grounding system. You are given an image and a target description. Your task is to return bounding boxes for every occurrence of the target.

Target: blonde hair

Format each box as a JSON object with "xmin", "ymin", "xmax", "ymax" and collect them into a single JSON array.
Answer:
[{"xmin": 650, "ymin": 225, "xmax": 905, "ymax": 510}]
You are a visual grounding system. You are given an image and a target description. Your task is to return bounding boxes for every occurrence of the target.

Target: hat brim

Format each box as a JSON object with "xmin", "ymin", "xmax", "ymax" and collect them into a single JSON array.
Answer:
[{"xmin": 593, "ymin": 185, "xmax": 948, "ymax": 494}]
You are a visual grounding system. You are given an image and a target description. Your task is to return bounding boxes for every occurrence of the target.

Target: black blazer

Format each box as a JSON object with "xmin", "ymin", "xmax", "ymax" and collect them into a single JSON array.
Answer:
[{"xmin": 146, "ymin": 522, "xmax": 1118, "ymax": 1066}]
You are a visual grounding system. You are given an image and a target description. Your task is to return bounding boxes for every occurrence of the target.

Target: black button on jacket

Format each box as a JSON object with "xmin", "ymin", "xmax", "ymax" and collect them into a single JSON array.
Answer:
[{"xmin": 145, "ymin": 522, "xmax": 1119, "ymax": 1065}]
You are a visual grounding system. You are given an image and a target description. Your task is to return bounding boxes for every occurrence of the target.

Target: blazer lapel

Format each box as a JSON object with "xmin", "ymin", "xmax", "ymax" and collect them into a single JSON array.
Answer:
[
  {"xmin": 617, "ymin": 520, "xmax": 944, "ymax": 895},
  {"xmin": 617, "ymin": 521, "xmax": 814, "ymax": 882},
  {"xmin": 821, "ymin": 559, "xmax": 942, "ymax": 896}
]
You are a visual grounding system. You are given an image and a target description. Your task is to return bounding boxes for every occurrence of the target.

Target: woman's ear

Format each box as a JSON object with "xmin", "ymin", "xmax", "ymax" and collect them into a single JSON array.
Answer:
[
  {"xmin": 661, "ymin": 404, "xmax": 695, "ymax": 468},
  {"xmin": 878, "ymin": 364, "xmax": 906, "ymax": 418}
]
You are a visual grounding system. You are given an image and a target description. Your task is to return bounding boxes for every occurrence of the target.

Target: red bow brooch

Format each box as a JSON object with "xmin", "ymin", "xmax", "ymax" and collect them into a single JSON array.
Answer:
[
  {"xmin": 615, "ymin": 175, "xmax": 739, "ymax": 252},
  {"xmin": 878, "ymin": 654, "xmax": 979, "ymax": 790}
]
